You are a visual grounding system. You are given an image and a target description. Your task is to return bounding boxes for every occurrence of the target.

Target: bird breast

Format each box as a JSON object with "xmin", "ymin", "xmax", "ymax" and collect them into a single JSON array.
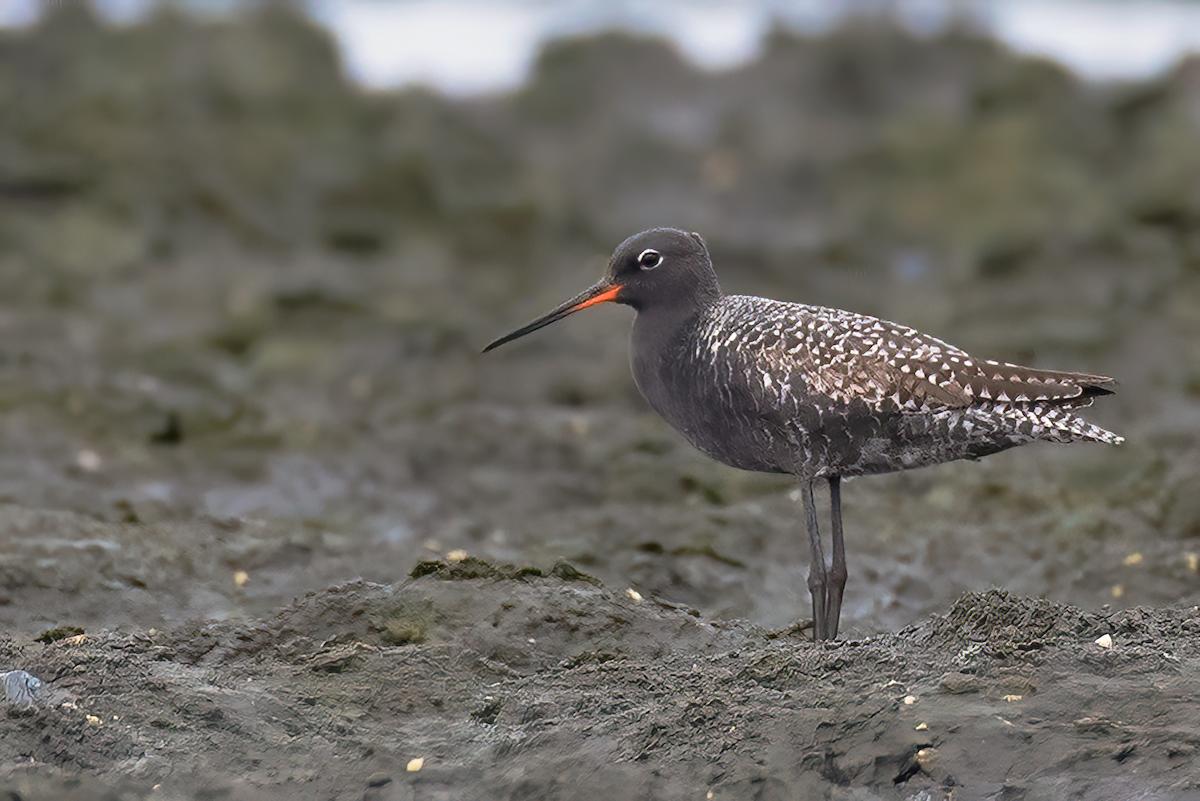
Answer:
[{"xmin": 630, "ymin": 302, "xmax": 804, "ymax": 475}]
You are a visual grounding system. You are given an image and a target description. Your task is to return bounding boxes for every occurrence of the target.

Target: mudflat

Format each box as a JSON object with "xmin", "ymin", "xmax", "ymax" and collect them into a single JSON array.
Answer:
[{"xmin": 0, "ymin": 7, "xmax": 1194, "ymax": 800}]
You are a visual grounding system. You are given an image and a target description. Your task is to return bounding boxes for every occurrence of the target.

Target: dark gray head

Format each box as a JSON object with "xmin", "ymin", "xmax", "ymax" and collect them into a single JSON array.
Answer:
[{"xmin": 482, "ymin": 228, "xmax": 722, "ymax": 352}]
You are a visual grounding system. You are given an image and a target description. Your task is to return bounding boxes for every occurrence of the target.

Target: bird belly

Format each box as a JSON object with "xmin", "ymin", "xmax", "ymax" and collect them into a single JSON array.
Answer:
[{"xmin": 803, "ymin": 402, "xmax": 1029, "ymax": 477}]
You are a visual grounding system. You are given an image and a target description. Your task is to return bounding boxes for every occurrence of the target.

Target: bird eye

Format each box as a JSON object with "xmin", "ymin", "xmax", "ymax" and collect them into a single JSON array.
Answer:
[{"xmin": 637, "ymin": 249, "xmax": 662, "ymax": 269}]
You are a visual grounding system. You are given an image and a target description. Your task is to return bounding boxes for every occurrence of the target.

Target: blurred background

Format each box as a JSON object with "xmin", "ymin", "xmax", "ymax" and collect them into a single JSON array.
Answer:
[{"xmin": 0, "ymin": 0, "xmax": 1196, "ymax": 638}]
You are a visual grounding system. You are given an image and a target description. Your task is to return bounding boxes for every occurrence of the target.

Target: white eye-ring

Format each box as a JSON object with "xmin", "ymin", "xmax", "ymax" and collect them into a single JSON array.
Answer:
[{"xmin": 637, "ymin": 249, "xmax": 662, "ymax": 269}]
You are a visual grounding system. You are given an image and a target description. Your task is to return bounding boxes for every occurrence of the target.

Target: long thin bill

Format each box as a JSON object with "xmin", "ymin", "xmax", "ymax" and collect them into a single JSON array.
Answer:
[{"xmin": 481, "ymin": 282, "xmax": 622, "ymax": 353}]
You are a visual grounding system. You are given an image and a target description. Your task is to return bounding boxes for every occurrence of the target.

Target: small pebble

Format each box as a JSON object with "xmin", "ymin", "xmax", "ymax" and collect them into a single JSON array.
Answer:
[
  {"xmin": 1095, "ymin": 633, "xmax": 1113, "ymax": 649},
  {"xmin": 75, "ymin": 449, "xmax": 102, "ymax": 472},
  {"xmin": 1074, "ymin": 716, "xmax": 1112, "ymax": 733},
  {"xmin": 569, "ymin": 415, "xmax": 590, "ymax": 437},
  {"xmin": 2, "ymin": 671, "xmax": 41, "ymax": 709},
  {"xmin": 938, "ymin": 671, "xmax": 980, "ymax": 694},
  {"xmin": 998, "ymin": 675, "xmax": 1036, "ymax": 696}
]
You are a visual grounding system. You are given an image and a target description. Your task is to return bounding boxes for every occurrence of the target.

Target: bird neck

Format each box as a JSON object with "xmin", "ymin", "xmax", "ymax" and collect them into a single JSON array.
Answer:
[{"xmin": 631, "ymin": 288, "xmax": 720, "ymax": 353}]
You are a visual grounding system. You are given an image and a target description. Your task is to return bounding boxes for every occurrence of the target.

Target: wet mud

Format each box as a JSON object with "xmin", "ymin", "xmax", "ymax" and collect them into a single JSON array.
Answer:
[{"xmin": 4, "ymin": 577, "xmax": 1200, "ymax": 800}]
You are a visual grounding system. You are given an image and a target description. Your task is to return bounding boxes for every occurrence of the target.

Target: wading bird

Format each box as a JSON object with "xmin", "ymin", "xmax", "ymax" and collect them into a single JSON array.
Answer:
[{"xmin": 484, "ymin": 229, "xmax": 1121, "ymax": 640}]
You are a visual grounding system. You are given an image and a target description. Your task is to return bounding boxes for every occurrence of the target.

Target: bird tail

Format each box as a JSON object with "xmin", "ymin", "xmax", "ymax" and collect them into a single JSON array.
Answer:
[
  {"xmin": 1004, "ymin": 403, "xmax": 1124, "ymax": 445},
  {"xmin": 969, "ymin": 363, "xmax": 1122, "ymax": 444}
]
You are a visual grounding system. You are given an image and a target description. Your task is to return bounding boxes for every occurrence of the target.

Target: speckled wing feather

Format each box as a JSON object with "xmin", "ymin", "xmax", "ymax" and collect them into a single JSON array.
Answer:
[{"xmin": 717, "ymin": 297, "xmax": 1122, "ymax": 446}]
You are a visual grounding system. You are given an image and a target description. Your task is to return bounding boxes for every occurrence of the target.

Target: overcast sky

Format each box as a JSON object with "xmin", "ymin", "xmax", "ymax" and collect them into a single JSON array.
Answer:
[{"xmin": 4, "ymin": 0, "xmax": 1200, "ymax": 95}]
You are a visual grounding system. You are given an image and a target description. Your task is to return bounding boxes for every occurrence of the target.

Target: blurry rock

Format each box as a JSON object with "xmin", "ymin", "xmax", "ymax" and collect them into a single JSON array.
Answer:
[
  {"xmin": 24, "ymin": 207, "xmax": 146, "ymax": 274},
  {"xmin": 518, "ymin": 31, "xmax": 697, "ymax": 128},
  {"xmin": 1165, "ymin": 479, "xmax": 1200, "ymax": 539},
  {"xmin": 212, "ymin": 3, "xmax": 347, "ymax": 105}
]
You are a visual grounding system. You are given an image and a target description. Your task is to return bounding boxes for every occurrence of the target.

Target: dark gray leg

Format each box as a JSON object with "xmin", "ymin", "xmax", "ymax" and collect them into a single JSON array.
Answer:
[
  {"xmin": 825, "ymin": 475, "xmax": 847, "ymax": 639},
  {"xmin": 801, "ymin": 479, "xmax": 828, "ymax": 641}
]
